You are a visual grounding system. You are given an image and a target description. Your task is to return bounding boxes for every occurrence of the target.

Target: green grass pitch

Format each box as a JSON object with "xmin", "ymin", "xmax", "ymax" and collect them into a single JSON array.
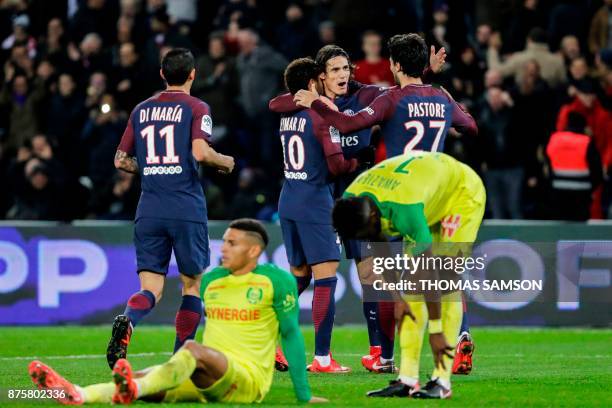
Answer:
[{"xmin": 1, "ymin": 326, "xmax": 611, "ymax": 407}]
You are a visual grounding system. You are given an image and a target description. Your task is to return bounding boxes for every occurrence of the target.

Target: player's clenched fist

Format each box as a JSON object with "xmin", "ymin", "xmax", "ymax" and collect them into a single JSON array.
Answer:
[{"xmin": 219, "ymin": 155, "xmax": 235, "ymax": 174}]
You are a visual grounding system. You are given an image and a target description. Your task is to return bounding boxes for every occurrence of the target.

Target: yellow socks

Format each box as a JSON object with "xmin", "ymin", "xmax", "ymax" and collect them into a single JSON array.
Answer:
[
  {"xmin": 431, "ymin": 292, "xmax": 463, "ymax": 386},
  {"xmin": 135, "ymin": 348, "xmax": 197, "ymax": 398},
  {"xmin": 79, "ymin": 382, "xmax": 115, "ymax": 403},
  {"xmin": 398, "ymin": 297, "xmax": 427, "ymax": 383}
]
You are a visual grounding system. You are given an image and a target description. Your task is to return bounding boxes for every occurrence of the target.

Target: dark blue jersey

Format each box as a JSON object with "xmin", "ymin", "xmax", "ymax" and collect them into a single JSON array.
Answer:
[
  {"xmin": 278, "ymin": 109, "xmax": 357, "ymax": 223},
  {"xmin": 118, "ymin": 90, "xmax": 212, "ymax": 223},
  {"xmin": 333, "ymin": 84, "xmax": 387, "ymax": 195},
  {"xmin": 311, "ymin": 84, "xmax": 478, "ymax": 158}
]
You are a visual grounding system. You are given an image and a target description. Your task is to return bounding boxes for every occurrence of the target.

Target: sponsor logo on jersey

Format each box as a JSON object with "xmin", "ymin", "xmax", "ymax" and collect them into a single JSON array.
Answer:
[
  {"xmin": 246, "ymin": 287, "xmax": 263, "ymax": 304},
  {"xmin": 441, "ymin": 215, "xmax": 462, "ymax": 238},
  {"xmin": 360, "ymin": 106, "xmax": 375, "ymax": 115},
  {"xmin": 142, "ymin": 165, "xmax": 183, "ymax": 176},
  {"xmin": 341, "ymin": 135, "xmax": 359, "ymax": 147},
  {"xmin": 201, "ymin": 114, "xmax": 212, "ymax": 134},
  {"xmin": 206, "ymin": 307, "xmax": 261, "ymax": 321},
  {"xmin": 284, "ymin": 170, "xmax": 308, "ymax": 180},
  {"xmin": 329, "ymin": 126, "xmax": 341, "ymax": 143}
]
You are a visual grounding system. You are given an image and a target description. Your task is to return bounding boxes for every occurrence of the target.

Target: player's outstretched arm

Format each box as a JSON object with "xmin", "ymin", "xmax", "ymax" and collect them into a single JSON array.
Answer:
[
  {"xmin": 192, "ymin": 139, "xmax": 235, "ymax": 174},
  {"xmin": 114, "ymin": 150, "xmax": 139, "ymax": 174},
  {"xmin": 439, "ymin": 86, "xmax": 478, "ymax": 137},
  {"xmin": 269, "ymin": 93, "xmax": 300, "ymax": 113}
]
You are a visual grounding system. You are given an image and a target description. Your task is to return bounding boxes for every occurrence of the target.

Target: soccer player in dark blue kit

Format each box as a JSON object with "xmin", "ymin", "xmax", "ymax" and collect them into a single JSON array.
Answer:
[
  {"xmin": 107, "ymin": 48, "xmax": 235, "ymax": 369},
  {"xmin": 295, "ymin": 34, "xmax": 479, "ymax": 376},
  {"xmin": 277, "ymin": 57, "xmax": 374, "ymax": 373},
  {"xmin": 271, "ymin": 44, "xmax": 448, "ymax": 373}
]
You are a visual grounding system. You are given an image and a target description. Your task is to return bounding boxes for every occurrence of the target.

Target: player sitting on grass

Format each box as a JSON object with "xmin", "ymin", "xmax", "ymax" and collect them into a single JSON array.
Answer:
[
  {"xmin": 332, "ymin": 152, "xmax": 485, "ymax": 399},
  {"xmin": 28, "ymin": 219, "xmax": 327, "ymax": 405}
]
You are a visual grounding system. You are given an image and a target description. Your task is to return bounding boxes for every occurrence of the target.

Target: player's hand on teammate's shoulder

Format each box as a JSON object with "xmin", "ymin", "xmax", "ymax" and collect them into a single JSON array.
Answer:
[
  {"xmin": 308, "ymin": 396, "xmax": 329, "ymax": 403},
  {"xmin": 429, "ymin": 45, "xmax": 447, "ymax": 73},
  {"xmin": 294, "ymin": 89, "xmax": 319, "ymax": 109},
  {"xmin": 319, "ymin": 96, "xmax": 338, "ymax": 112}
]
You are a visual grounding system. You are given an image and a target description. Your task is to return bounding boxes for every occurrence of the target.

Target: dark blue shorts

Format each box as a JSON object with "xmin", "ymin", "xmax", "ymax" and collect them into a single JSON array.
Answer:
[
  {"xmin": 134, "ymin": 218, "xmax": 209, "ymax": 276},
  {"xmin": 280, "ymin": 218, "xmax": 340, "ymax": 266},
  {"xmin": 343, "ymin": 238, "xmax": 368, "ymax": 261}
]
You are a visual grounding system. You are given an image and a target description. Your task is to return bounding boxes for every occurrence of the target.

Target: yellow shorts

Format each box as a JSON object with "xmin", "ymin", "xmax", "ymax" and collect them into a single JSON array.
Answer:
[
  {"xmin": 430, "ymin": 164, "xmax": 486, "ymax": 256},
  {"xmin": 162, "ymin": 356, "xmax": 264, "ymax": 404},
  {"xmin": 201, "ymin": 355, "xmax": 263, "ymax": 403}
]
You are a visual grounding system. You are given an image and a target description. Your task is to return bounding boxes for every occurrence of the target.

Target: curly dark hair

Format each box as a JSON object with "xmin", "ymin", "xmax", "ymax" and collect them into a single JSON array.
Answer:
[
  {"xmin": 387, "ymin": 33, "xmax": 428, "ymax": 78},
  {"xmin": 283, "ymin": 57, "xmax": 320, "ymax": 95}
]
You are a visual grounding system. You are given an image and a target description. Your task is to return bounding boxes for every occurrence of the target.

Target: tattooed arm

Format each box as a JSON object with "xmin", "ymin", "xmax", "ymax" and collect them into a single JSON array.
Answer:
[{"xmin": 114, "ymin": 150, "xmax": 139, "ymax": 174}]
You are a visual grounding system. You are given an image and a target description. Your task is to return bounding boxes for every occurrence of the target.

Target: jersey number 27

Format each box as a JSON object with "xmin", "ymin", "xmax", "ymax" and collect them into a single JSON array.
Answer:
[{"xmin": 403, "ymin": 120, "xmax": 446, "ymax": 153}]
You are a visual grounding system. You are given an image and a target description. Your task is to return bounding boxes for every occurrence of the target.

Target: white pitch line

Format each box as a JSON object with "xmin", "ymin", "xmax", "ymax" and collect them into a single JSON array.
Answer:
[{"xmin": 2, "ymin": 352, "xmax": 611, "ymax": 361}]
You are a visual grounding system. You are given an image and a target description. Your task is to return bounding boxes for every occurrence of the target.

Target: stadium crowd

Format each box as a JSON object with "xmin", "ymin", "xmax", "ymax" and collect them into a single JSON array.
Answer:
[{"xmin": 0, "ymin": 0, "xmax": 611, "ymax": 221}]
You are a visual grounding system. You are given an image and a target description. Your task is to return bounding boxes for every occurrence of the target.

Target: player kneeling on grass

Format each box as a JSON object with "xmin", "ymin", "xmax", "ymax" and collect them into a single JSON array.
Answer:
[
  {"xmin": 332, "ymin": 151, "xmax": 485, "ymax": 399},
  {"xmin": 28, "ymin": 219, "xmax": 327, "ymax": 405}
]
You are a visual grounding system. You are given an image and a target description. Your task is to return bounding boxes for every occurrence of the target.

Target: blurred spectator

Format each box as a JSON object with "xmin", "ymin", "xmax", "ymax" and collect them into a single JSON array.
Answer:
[
  {"xmin": 37, "ymin": 18, "xmax": 68, "ymax": 68},
  {"xmin": 69, "ymin": 0, "xmax": 118, "ymax": 45},
  {"xmin": 47, "ymin": 72, "xmax": 86, "ymax": 166},
  {"xmin": 503, "ymin": 0, "xmax": 546, "ymax": 54},
  {"xmin": 547, "ymin": 0, "xmax": 589, "ymax": 52},
  {"xmin": 472, "ymin": 23, "xmax": 492, "ymax": 65},
  {"xmin": 68, "ymin": 32, "xmax": 112, "ymax": 84},
  {"xmin": 488, "ymin": 27, "xmax": 567, "ymax": 88},
  {"xmin": 0, "ymin": 67, "xmax": 46, "ymax": 154},
  {"xmin": 81, "ymin": 93, "xmax": 127, "ymax": 188},
  {"xmin": 426, "ymin": 4, "xmax": 451, "ymax": 55},
  {"xmin": 276, "ymin": 3, "xmax": 316, "ymax": 61},
  {"xmin": 559, "ymin": 35, "xmax": 581, "ymax": 66},
  {"xmin": 546, "ymin": 112, "xmax": 602, "ymax": 221},
  {"xmin": 316, "ymin": 20, "xmax": 336, "ymax": 50},
  {"xmin": 2, "ymin": 14, "xmax": 36, "ymax": 57},
  {"xmin": 88, "ymin": 170, "xmax": 139, "ymax": 219},
  {"xmin": 111, "ymin": 42, "xmax": 149, "ymax": 111},
  {"xmin": 450, "ymin": 46, "xmax": 484, "ymax": 105},
  {"xmin": 228, "ymin": 167, "xmax": 275, "ymax": 220},
  {"xmin": 477, "ymin": 87, "xmax": 524, "ymax": 219},
  {"xmin": 192, "ymin": 31, "xmax": 239, "ymax": 142},
  {"xmin": 236, "ymin": 28, "xmax": 287, "ymax": 167},
  {"xmin": 353, "ymin": 30, "xmax": 394, "ymax": 87},
  {"xmin": 588, "ymin": 0, "xmax": 612, "ymax": 56},
  {"xmin": 166, "ymin": 0, "xmax": 198, "ymax": 24}
]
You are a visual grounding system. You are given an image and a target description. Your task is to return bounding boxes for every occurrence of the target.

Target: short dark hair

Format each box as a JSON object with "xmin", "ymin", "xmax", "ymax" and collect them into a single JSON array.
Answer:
[
  {"xmin": 315, "ymin": 45, "xmax": 352, "ymax": 72},
  {"xmin": 229, "ymin": 218, "xmax": 269, "ymax": 248},
  {"xmin": 332, "ymin": 196, "xmax": 372, "ymax": 239},
  {"xmin": 284, "ymin": 57, "xmax": 320, "ymax": 95},
  {"xmin": 161, "ymin": 48, "xmax": 195, "ymax": 86},
  {"xmin": 528, "ymin": 27, "xmax": 548, "ymax": 44},
  {"xmin": 387, "ymin": 33, "xmax": 428, "ymax": 78}
]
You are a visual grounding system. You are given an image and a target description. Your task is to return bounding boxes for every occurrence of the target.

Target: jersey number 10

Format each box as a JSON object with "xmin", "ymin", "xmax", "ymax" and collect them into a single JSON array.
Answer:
[
  {"xmin": 140, "ymin": 124, "xmax": 179, "ymax": 164},
  {"xmin": 280, "ymin": 134, "xmax": 305, "ymax": 170}
]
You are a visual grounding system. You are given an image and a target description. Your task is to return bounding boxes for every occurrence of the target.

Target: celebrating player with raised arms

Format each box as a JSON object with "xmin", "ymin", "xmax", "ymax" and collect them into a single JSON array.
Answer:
[
  {"xmin": 295, "ymin": 33, "xmax": 478, "ymax": 374},
  {"xmin": 277, "ymin": 57, "xmax": 375, "ymax": 373},
  {"xmin": 107, "ymin": 48, "xmax": 235, "ymax": 369},
  {"xmin": 332, "ymin": 152, "xmax": 486, "ymax": 399},
  {"xmin": 29, "ymin": 219, "xmax": 327, "ymax": 405}
]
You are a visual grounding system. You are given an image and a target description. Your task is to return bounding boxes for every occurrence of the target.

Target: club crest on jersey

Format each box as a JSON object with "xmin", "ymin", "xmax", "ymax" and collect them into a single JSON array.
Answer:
[
  {"xmin": 441, "ymin": 215, "xmax": 461, "ymax": 238},
  {"xmin": 329, "ymin": 126, "xmax": 341, "ymax": 143},
  {"xmin": 360, "ymin": 106, "xmax": 375, "ymax": 115},
  {"xmin": 246, "ymin": 287, "xmax": 263, "ymax": 304},
  {"xmin": 201, "ymin": 115, "xmax": 212, "ymax": 134}
]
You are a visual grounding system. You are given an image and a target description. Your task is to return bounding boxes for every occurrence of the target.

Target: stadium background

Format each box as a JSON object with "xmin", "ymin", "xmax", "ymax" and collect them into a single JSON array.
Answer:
[{"xmin": 0, "ymin": 0, "xmax": 610, "ymax": 327}]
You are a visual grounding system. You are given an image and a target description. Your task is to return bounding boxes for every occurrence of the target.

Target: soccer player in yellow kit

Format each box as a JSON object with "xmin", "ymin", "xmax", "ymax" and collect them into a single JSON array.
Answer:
[
  {"xmin": 332, "ymin": 151, "xmax": 485, "ymax": 399},
  {"xmin": 28, "ymin": 219, "xmax": 327, "ymax": 405}
]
